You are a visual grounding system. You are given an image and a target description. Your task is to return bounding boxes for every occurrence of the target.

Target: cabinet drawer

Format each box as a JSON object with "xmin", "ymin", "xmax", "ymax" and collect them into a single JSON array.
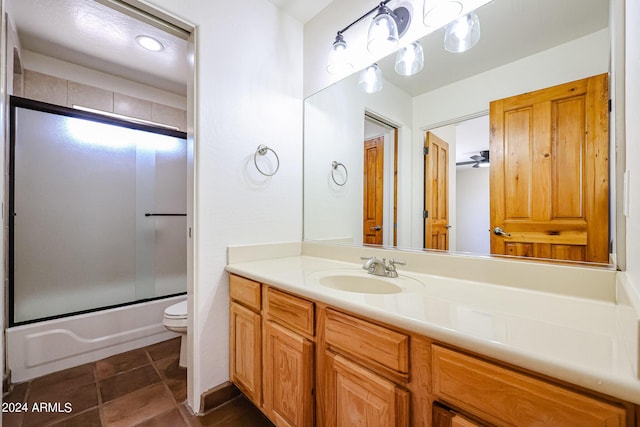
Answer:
[
  {"xmin": 229, "ymin": 274, "xmax": 261, "ymax": 311},
  {"xmin": 324, "ymin": 309, "xmax": 409, "ymax": 375},
  {"xmin": 432, "ymin": 345, "xmax": 627, "ymax": 426},
  {"xmin": 265, "ymin": 288, "xmax": 315, "ymax": 336}
]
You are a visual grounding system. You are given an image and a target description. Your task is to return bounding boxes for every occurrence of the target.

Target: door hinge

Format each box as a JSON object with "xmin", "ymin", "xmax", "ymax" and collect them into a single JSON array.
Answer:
[
  {"xmin": 608, "ymin": 99, "xmax": 612, "ymax": 112},
  {"xmin": 424, "ymin": 146, "xmax": 429, "ymax": 155},
  {"xmin": 423, "ymin": 210, "xmax": 429, "ymax": 219}
]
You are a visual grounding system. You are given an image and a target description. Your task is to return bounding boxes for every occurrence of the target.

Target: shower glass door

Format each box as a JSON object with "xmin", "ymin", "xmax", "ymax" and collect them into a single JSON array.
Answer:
[{"xmin": 10, "ymin": 98, "xmax": 187, "ymax": 325}]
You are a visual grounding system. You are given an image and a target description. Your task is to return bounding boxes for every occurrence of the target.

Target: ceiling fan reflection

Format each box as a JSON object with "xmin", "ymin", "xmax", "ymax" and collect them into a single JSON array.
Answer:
[{"xmin": 456, "ymin": 150, "xmax": 489, "ymax": 168}]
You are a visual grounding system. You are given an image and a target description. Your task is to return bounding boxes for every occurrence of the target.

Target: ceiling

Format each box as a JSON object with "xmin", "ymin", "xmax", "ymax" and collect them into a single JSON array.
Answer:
[
  {"xmin": 266, "ymin": 0, "xmax": 335, "ymax": 23},
  {"xmin": 6, "ymin": 0, "xmax": 189, "ymax": 95},
  {"xmin": 6, "ymin": 0, "xmax": 608, "ymax": 99},
  {"xmin": 378, "ymin": 0, "xmax": 609, "ymax": 97},
  {"xmin": 5, "ymin": 0, "xmax": 332, "ymax": 97}
]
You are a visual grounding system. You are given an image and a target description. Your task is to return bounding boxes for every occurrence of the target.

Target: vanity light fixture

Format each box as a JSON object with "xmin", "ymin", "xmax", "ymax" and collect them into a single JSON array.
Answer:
[
  {"xmin": 444, "ymin": 12, "xmax": 481, "ymax": 53},
  {"xmin": 327, "ymin": 33, "xmax": 354, "ymax": 75},
  {"xmin": 136, "ymin": 35, "xmax": 164, "ymax": 52},
  {"xmin": 395, "ymin": 41, "xmax": 424, "ymax": 76},
  {"xmin": 327, "ymin": 1, "xmax": 410, "ymax": 73},
  {"xmin": 367, "ymin": 3, "xmax": 410, "ymax": 54},
  {"xmin": 358, "ymin": 64, "xmax": 383, "ymax": 93}
]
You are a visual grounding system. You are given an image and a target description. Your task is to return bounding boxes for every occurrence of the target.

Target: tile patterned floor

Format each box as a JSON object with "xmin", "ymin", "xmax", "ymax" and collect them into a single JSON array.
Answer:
[{"xmin": 2, "ymin": 338, "xmax": 274, "ymax": 427}]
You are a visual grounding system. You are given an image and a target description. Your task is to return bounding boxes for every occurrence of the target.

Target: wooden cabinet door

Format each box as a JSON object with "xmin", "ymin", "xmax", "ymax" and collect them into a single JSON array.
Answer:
[
  {"xmin": 263, "ymin": 321, "xmax": 314, "ymax": 427},
  {"xmin": 424, "ymin": 132, "xmax": 450, "ymax": 250},
  {"xmin": 230, "ymin": 302, "xmax": 262, "ymax": 405},
  {"xmin": 489, "ymin": 73, "xmax": 609, "ymax": 262},
  {"xmin": 325, "ymin": 351, "xmax": 409, "ymax": 427}
]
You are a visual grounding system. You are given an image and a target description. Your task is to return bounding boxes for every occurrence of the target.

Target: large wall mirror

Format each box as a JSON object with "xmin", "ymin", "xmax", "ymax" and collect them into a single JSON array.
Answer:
[{"xmin": 304, "ymin": 0, "xmax": 616, "ymax": 267}]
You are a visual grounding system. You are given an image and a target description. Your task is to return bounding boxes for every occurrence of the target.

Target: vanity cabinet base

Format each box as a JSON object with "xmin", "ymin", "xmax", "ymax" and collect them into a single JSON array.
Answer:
[{"xmin": 228, "ymin": 274, "xmax": 637, "ymax": 427}]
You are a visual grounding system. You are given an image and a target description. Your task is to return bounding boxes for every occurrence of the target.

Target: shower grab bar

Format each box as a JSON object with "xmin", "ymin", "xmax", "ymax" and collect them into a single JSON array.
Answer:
[{"xmin": 144, "ymin": 213, "xmax": 187, "ymax": 217}]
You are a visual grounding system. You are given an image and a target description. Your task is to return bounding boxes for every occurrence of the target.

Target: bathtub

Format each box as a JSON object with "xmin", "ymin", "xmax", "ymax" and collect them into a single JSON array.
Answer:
[{"xmin": 6, "ymin": 295, "xmax": 185, "ymax": 382}]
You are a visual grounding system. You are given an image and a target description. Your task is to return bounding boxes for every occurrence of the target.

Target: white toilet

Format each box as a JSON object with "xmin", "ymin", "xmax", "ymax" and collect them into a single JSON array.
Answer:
[{"xmin": 163, "ymin": 300, "xmax": 188, "ymax": 367}]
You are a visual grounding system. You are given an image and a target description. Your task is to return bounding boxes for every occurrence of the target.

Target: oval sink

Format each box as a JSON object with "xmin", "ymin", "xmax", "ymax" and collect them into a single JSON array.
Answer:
[{"xmin": 308, "ymin": 269, "xmax": 424, "ymax": 294}]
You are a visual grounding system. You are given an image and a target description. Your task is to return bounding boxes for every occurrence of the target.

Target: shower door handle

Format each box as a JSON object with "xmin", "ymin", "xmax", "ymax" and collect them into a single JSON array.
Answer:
[{"xmin": 144, "ymin": 213, "xmax": 187, "ymax": 217}]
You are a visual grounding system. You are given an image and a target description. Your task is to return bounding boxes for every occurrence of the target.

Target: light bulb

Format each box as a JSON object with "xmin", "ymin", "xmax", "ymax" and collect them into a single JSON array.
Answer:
[
  {"xmin": 358, "ymin": 64, "xmax": 383, "ymax": 94},
  {"xmin": 327, "ymin": 34, "xmax": 353, "ymax": 75},
  {"xmin": 423, "ymin": 0, "xmax": 463, "ymax": 28},
  {"xmin": 367, "ymin": 5, "xmax": 399, "ymax": 54},
  {"xmin": 444, "ymin": 12, "xmax": 481, "ymax": 53},
  {"xmin": 395, "ymin": 42, "xmax": 424, "ymax": 76},
  {"xmin": 136, "ymin": 35, "xmax": 164, "ymax": 52}
]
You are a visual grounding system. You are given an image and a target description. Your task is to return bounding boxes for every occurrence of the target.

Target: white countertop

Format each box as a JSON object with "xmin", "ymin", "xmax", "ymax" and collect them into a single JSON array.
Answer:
[{"xmin": 226, "ymin": 254, "xmax": 640, "ymax": 405}]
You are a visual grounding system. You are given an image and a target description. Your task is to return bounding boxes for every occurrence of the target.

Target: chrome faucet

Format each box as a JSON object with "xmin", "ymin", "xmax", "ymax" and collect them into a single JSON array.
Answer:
[{"xmin": 360, "ymin": 257, "xmax": 406, "ymax": 278}]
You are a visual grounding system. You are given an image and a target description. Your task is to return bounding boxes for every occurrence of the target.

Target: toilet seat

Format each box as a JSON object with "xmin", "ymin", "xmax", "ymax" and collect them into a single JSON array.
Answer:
[
  {"xmin": 163, "ymin": 300, "xmax": 187, "ymax": 332},
  {"xmin": 164, "ymin": 300, "xmax": 187, "ymax": 319}
]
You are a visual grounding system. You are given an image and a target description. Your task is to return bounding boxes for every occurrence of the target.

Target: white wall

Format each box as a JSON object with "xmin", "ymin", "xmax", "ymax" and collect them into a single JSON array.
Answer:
[
  {"xmin": 454, "ymin": 115, "xmax": 490, "ymax": 253},
  {"xmin": 304, "ymin": 74, "xmax": 413, "ymax": 247},
  {"xmin": 456, "ymin": 167, "xmax": 490, "ymax": 254},
  {"xmin": 21, "ymin": 50, "xmax": 186, "ymax": 109},
  {"xmin": 140, "ymin": 0, "xmax": 303, "ymax": 412},
  {"xmin": 304, "ymin": 73, "xmax": 363, "ymax": 243}
]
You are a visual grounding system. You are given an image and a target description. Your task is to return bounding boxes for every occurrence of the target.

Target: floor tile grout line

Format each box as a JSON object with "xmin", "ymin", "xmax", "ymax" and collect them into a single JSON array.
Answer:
[
  {"xmin": 19, "ymin": 380, "xmax": 32, "ymax": 427},
  {"xmin": 178, "ymin": 403, "xmax": 196, "ymax": 427},
  {"xmin": 131, "ymin": 407, "xmax": 183, "ymax": 427},
  {"xmin": 23, "ymin": 364, "xmax": 100, "ymax": 427},
  {"xmin": 97, "ymin": 357, "xmax": 154, "ymax": 383},
  {"xmin": 148, "ymin": 349, "xmax": 185, "ymax": 407},
  {"xmin": 41, "ymin": 406, "xmax": 100, "ymax": 427},
  {"xmin": 100, "ymin": 381, "xmax": 175, "ymax": 426},
  {"xmin": 147, "ymin": 346, "xmax": 192, "ymax": 426},
  {"xmin": 93, "ymin": 361, "xmax": 106, "ymax": 427}
]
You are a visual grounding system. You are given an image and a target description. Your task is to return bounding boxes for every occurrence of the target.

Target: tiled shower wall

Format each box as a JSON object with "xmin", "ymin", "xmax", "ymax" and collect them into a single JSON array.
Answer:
[{"xmin": 16, "ymin": 69, "xmax": 187, "ymax": 131}]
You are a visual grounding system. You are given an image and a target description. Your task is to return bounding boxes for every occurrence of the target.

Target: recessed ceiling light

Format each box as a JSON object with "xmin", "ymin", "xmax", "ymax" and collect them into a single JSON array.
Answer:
[{"xmin": 136, "ymin": 35, "xmax": 164, "ymax": 52}]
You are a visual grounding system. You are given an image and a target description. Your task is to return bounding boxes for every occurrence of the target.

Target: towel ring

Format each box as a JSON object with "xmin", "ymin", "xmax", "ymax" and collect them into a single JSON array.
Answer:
[
  {"xmin": 254, "ymin": 144, "xmax": 280, "ymax": 177},
  {"xmin": 331, "ymin": 161, "xmax": 348, "ymax": 186}
]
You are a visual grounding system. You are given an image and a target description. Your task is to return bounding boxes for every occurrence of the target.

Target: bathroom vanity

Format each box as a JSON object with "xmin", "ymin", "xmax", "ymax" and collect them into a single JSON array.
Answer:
[{"xmin": 226, "ymin": 243, "xmax": 640, "ymax": 426}]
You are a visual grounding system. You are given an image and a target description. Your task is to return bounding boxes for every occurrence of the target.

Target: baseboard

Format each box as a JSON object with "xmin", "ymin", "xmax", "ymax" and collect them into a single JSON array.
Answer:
[{"xmin": 199, "ymin": 381, "xmax": 240, "ymax": 414}]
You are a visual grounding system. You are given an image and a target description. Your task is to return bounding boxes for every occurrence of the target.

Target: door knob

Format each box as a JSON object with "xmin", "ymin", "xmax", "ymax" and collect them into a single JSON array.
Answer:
[
  {"xmin": 493, "ymin": 227, "xmax": 511, "ymax": 237},
  {"xmin": 371, "ymin": 225, "xmax": 381, "ymax": 231}
]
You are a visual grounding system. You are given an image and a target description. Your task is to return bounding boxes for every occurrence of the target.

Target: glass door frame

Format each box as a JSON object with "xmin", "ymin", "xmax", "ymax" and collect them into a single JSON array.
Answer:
[{"xmin": 8, "ymin": 95, "xmax": 188, "ymax": 326}]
